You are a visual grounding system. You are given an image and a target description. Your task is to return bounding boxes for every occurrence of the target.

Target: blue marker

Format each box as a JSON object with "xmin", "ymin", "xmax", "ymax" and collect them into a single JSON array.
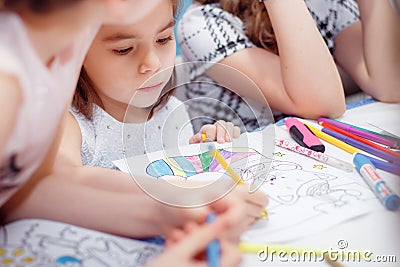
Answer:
[
  {"xmin": 206, "ymin": 213, "xmax": 221, "ymax": 267},
  {"xmin": 353, "ymin": 153, "xmax": 400, "ymax": 211}
]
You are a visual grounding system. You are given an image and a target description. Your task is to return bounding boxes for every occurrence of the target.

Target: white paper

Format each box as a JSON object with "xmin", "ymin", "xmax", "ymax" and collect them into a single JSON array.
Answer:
[
  {"xmin": 116, "ymin": 127, "xmax": 388, "ymax": 242},
  {"xmin": 0, "ymin": 219, "xmax": 162, "ymax": 267}
]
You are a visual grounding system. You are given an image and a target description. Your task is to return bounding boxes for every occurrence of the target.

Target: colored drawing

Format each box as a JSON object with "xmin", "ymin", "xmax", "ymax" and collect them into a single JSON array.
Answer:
[
  {"xmin": 138, "ymin": 142, "xmax": 380, "ymax": 243},
  {"xmin": 146, "ymin": 148, "xmax": 256, "ymax": 179}
]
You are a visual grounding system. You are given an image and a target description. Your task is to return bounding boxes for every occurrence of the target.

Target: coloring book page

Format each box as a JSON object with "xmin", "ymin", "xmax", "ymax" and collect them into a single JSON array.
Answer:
[
  {"xmin": 115, "ymin": 125, "xmax": 395, "ymax": 242},
  {"xmin": 0, "ymin": 219, "xmax": 162, "ymax": 267}
]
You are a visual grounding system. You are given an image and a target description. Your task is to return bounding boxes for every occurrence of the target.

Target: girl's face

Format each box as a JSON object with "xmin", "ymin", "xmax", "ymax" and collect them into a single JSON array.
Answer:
[{"xmin": 84, "ymin": 0, "xmax": 176, "ymax": 115}]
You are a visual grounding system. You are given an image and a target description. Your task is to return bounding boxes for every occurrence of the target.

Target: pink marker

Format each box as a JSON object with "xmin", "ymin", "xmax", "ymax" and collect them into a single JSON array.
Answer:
[{"xmin": 285, "ymin": 118, "xmax": 325, "ymax": 152}]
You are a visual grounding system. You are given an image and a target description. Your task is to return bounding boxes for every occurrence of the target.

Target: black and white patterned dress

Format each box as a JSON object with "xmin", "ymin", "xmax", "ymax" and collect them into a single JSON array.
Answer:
[{"xmin": 177, "ymin": 0, "xmax": 360, "ymax": 132}]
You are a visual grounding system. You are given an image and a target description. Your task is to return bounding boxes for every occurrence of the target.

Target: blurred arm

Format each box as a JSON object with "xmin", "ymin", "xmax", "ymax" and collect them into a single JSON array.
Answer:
[
  {"xmin": 205, "ymin": 0, "xmax": 345, "ymax": 119},
  {"xmin": 335, "ymin": 0, "xmax": 400, "ymax": 102}
]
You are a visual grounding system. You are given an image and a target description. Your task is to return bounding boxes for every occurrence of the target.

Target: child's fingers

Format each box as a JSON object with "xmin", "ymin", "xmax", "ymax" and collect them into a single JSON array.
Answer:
[
  {"xmin": 215, "ymin": 120, "xmax": 227, "ymax": 143},
  {"xmin": 198, "ymin": 122, "xmax": 240, "ymax": 143},
  {"xmin": 233, "ymin": 126, "xmax": 241, "ymax": 138},
  {"xmin": 173, "ymin": 218, "xmax": 227, "ymax": 256},
  {"xmin": 209, "ymin": 194, "xmax": 246, "ymax": 230},
  {"xmin": 165, "ymin": 228, "xmax": 186, "ymax": 247},
  {"xmin": 201, "ymin": 125, "xmax": 217, "ymax": 142},
  {"xmin": 245, "ymin": 190, "xmax": 269, "ymax": 208},
  {"xmin": 224, "ymin": 122, "xmax": 235, "ymax": 142},
  {"xmin": 166, "ymin": 221, "xmax": 202, "ymax": 247},
  {"xmin": 189, "ymin": 133, "xmax": 202, "ymax": 144},
  {"xmin": 191, "ymin": 240, "xmax": 242, "ymax": 267},
  {"xmin": 243, "ymin": 190, "xmax": 268, "ymax": 222},
  {"xmin": 220, "ymin": 241, "xmax": 243, "ymax": 267},
  {"xmin": 184, "ymin": 221, "xmax": 199, "ymax": 234},
  {"xmin": 245, "ymin": 200, "xmax": 266, "ymax": 220}
]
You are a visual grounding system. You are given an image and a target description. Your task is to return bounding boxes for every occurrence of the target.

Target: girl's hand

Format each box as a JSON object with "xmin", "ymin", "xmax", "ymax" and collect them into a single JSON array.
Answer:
[
  {"xmin": 148, "ymin": 217, "xmax": 242, "ymax": 267},
  {"xmin": 190, "ymin": 120, "xmax": 241, "ymax": 144},
  {"xmin": 218, "ymin": 185, "xmax": 268, "ymax": 242},
  {"xmin": 159, "ymin": 184, "xmax": 268, "ymax": 243}
]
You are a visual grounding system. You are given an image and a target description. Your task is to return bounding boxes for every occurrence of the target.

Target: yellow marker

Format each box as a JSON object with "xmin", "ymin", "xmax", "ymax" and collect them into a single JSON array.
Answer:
[
  {"xmin": 211, "ymin": 149, "xmax": 243, "ymax": 185},
  {"xmin": 324, "ymin": 255, "xmax": 345, "ymax": 267},
  {"xmin": 210, "ymin": 148, "xmax": 268, "ymax": 220},
  {"xmin": 201, "ymin": 133, "xmax": 207, "ymax": 142},
  {"xmin": 201, "ymin": 133, "xmax": 267, "ymax": 219},
  {"xmin": 304, "ymin": 123, "xmax": 363, "ymax": 155}
]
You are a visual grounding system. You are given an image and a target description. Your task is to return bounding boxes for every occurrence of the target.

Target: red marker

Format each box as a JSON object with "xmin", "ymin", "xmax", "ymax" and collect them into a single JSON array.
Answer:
[
  {"xmin": 320, "ymin": 121, "xmax": 400, "ymax": 159},
  {"xmin": 285, "ymin": 118, "xmax": 325, "ymax": 152}
]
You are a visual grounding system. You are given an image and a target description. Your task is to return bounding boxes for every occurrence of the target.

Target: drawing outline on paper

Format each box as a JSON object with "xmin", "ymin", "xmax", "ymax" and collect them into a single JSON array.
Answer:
[
  {"xmin": 0, "ymin": 219, "xmax": 162, "ymax": 267},
  {"xmin": 143, "ymin": 145, "xmax": 377, "ymax": 242}
]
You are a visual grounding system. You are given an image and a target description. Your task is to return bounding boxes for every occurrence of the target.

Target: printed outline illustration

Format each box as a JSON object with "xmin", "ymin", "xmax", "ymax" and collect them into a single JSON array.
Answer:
[
  {"xmin": 145, "ymin": 146, "xmax": 377, "ymax": 235},
  {"xmin": 0, "ymin": 220, "xmax": 162, "ymax": 267}
]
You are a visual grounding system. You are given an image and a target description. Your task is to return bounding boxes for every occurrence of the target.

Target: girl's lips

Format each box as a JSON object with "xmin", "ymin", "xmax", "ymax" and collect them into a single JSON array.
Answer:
[{"xmin": 138, "ymin": 82, "xmax": 163, "ymax": 92}]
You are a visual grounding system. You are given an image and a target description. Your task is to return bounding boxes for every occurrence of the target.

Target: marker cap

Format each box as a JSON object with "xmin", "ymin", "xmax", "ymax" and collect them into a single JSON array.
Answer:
[
  {"xmin": 385, "ymin": 194, "xmax": 400, "ymax": 211},
  {"xmin": 285, "ymin": 118, "xmax": 325, "ymax": 152},
  {"xmin": 353, "ymin": 152, "xmax": 372, "ymax": 172},
  {"xmin": 353, "ymin": 153, "xmax": 400, "ymax": 211}
]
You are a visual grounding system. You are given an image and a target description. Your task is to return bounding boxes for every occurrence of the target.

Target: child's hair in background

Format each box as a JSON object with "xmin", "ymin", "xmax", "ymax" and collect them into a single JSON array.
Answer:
[
  {"xmin": 1, "ymin": 0, "xmax": 80, "ymax": 13},
  {"xmin": 73, "ymin": 0, "xmax": 182, "ymax": 120},
  {"xmin": 197, "ymin": 0, "xmax": 278, "ymax": 54}
]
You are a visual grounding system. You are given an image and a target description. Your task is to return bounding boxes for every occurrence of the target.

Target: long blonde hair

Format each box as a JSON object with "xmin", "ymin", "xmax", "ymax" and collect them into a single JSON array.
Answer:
[{"xmin": 197, "ymin": 0, "xmax": 278, "ymax": 54}]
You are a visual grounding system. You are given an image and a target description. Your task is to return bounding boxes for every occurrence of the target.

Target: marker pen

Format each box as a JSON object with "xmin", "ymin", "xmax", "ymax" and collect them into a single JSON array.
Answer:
[
  {"xmin": 318, "ymin": 118, "xmax": 399, "ymax": 148},
  {"xmin": 322, "ymin": 128, "xmax": 400, "ymax": 163},
  {"xmin": 206, "ymin": 212, "xmax": 221, "ymax": 267},
  {"xmin": 285, "ymin": 118, "xmax": 325, "ymax": 152},
  {"xmin": 274, "ymin": 138, "xmax": 353, "ymax": 172},
  {"xmin": 353, "ymin": 153, "xmax": 400, "ymax": 211}
]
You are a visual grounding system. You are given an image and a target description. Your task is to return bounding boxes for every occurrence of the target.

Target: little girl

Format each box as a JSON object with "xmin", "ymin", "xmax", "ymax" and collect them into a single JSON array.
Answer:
[
  {"xmin": 53, "ymin": 0, "xmax": 266, "ymax": 239},
  {"xmin": 69, "ymin": 0, "xmax": 241, "ymax": 169},
  {"xmin": 0, "ymin": 1, "xmax": 262, "ymax": 265}
]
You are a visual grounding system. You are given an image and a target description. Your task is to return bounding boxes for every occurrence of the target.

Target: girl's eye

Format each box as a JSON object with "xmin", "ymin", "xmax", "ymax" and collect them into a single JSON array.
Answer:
[
  {"xmin": 156, "ymin": 36, "xmax": 174, "ymax": 45},
  {"xmin": 113, "ymin": 47, "xmax": 133, "ymax": 55}
]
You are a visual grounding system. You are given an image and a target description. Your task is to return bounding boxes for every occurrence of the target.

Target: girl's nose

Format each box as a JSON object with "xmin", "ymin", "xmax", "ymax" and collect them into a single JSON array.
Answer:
[{"xmin": 139, "ymin": 49, "xmax": 161, "ymax": 74}]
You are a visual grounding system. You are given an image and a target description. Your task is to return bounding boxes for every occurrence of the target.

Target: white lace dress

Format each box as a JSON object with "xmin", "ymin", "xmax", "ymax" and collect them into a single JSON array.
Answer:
[{"xmin": 70, "ymin": 96, "xmax": 194, "ymax": 169}]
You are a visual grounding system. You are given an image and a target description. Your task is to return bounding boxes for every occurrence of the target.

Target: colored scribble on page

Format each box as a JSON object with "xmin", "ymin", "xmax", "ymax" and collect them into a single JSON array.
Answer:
[{"xmin": 144, "ymin": 145, "xmax": 377, "ymax": 242}]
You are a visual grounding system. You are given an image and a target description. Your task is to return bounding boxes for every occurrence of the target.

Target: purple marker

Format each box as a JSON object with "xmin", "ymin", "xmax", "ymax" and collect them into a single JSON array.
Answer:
[
  {"xmin": 354, "ymin": 153, "xmax": 400, "ymax": 211},
  {"xmin": 285, "ymin": 118, "xmax": 325, "ymax": 152},
  {"xmin": 322, "ymin": 128, "xmax": 400, "ymax": 164},
  {"xmin": 318, "ymin": 118, "xmax": 398, "ymax": 148},
  {"xmin": 364, "ymin": 155, "xmax": 400, "ymax": 176}
]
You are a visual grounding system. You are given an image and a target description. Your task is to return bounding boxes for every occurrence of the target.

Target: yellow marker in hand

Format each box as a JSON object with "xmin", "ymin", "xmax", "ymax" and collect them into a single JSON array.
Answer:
[
  {"xmin": 201, "ymin": 133, "xmax": 208, "ymax": 142},
  {"xmin": 211, "ymin": 148, "xmax": 242, "ymax": 185},
  {"xmin": 202, "ymin": 133, "xmax": 267, "ymax": 219}
]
